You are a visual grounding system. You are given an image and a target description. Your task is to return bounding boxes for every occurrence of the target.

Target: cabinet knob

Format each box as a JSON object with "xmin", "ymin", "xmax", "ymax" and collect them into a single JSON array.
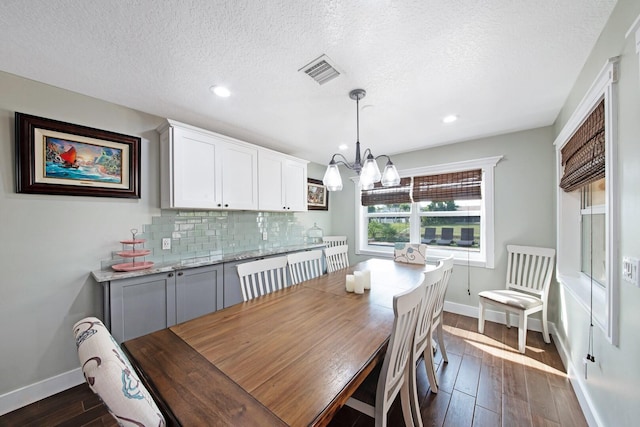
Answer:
[
  {"xmin": 177, "ymin": 271, "xmax": 184, "ymax": 276},
  {"xmin": 217, "ymin": 204, "xmax": 222, "ymax": 207},
  {"xmin": 224, "ymin": 204, "xmax": 229, "ymax": 208},
  {"xmin": 283, "ymin": 206, "xmax": 286, "ymax": 210},
  {"xmin": 168, "ymin": 273, "xmax": 174, "ymax": 278},
  {"xmin": 287, "ymin": 207, "xmax": 291, "ymax": 210}
]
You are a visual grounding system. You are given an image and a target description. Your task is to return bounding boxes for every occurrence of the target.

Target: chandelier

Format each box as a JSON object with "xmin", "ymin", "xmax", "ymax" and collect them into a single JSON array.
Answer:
[{"xmin": 322, "ymin": 89, "xmax": 401, "ymax": 191}]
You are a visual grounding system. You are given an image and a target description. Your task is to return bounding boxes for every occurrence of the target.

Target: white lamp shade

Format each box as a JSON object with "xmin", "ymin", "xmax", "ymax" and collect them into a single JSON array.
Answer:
[
  {"xmin": 381, "ymin": 163, "xmax": 401, "ymax": 187},
  {"xmin": 361, "ymin": 157, "xmax": 382, "ymax": 184},
  {"xmin": 323, "ymin": 163, "xmax": 343, "ymax": 191}
]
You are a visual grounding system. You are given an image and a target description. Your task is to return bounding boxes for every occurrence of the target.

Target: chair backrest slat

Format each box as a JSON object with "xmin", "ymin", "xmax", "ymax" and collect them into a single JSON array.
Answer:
[
  {"xmin": 506, "ymin": 245, "xmax": 555, "ymax": 298},
  {"xmin": 414, "ymin": 263, "xmax": 445, "ymax": 357},
  {"xmin": 237, "ymin": 256, "xmax": 289, "ymax": 301},
  {"xmin": 322, "ymin": 235, "xmax": 348, "ymax": 247},
  {"xmin": 287, "ymin": 250, "xmax": 324, "ymax": 284},
  {"xmin": 324, "ymin": 244, "xmax": 349, "ymax": 272}
]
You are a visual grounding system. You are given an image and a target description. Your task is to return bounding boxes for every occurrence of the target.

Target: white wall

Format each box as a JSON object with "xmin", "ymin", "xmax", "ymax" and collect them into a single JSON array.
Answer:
[{"xmin": 552, "ymin": 0, "xmax": 640, "ymax": 425}]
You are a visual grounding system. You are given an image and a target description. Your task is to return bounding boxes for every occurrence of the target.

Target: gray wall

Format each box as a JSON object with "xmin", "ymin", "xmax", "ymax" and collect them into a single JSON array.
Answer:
[
  {"xmin": 0, "ymin": 71, "xmax": 164, "ymax": 395},
  {"xmin": 552, "ymin": 0, "xmax": 640, "ymax": 425},
  {"xmin": 0, "ymin": 71, "xmax": 330, "ymax": 401},
  {"xmin": 330, "ymin": 126, "xmax": 557, "ymax": 310}
]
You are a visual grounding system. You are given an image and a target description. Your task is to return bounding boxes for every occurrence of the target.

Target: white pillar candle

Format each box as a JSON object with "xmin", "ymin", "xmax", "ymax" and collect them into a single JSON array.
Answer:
[
  {"xmin": 353, "ymin": 271, "xmax": 365, "ymax": 294},
  {"xmin": 345, "ymin": 274, "xmax": 355, "ymax": 292},
  {"xmin": 362, "ymin": 269, "xmax": 371, "ymax": 290}
]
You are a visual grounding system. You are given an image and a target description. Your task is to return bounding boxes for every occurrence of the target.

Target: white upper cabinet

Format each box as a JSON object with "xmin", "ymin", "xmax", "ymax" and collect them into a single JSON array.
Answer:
[
  {"xmin": 219, "ymin": 142, "xmax": 258, "ymax": 210},
  {"xmin": 258, "ymin": 150, "xmax": 308, "ymax": 212},
  {"xmin": 159, "ymin": 120, "xmax": 258, "ymax": 210},
  {"xmin": 159, "ymin": 119, "xmax": 305, "ymax": 212}
]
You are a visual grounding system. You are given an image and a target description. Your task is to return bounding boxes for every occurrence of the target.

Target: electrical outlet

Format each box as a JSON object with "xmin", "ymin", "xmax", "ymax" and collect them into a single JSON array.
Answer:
[
  {"xmin": 622, "ymin": 256, "xmax": 640, "ymax": 287},
  {"xmin": 262, "ymin": 232, "xmax": 268, "ymax": 241},
  {"xmin": 162, "ymin": 238, "xmax": 171, "ymax": 250}
]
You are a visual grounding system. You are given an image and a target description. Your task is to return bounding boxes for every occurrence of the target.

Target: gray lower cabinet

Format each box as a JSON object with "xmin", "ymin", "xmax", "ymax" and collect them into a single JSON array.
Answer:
[
  {"xmin": 175, "ymin": 265, "xmax": 223, "ymax": 323},
  {"xmin": 222, "ymin": 260, "xmax": 246, "ymax": 308},
  {"xmin": 108, "ymin": 264, "xmax": 222, "ymax": 343}
]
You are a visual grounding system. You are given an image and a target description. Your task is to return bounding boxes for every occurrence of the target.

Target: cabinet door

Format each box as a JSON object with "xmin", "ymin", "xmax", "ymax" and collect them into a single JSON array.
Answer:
[
  {"xmin": 221, "ymin": 141, "xmax": 258, "ymax": 210},
  {"xmin": 258, "ymin": 150, "xmax": 285, "ymax": 211},
  {"xmin": 109, "ymin": 272, "xmax": 177, "ymax": 343},
  {"xmin": 171, "ymin": 126, "xmax": 222, "ymax": 208},
  {"xmin": 175, "ymin": 265, "xmax": 223, "ymax": 323},
  {"xmin": 222, "ymin": 260, "xmax": 247, "ymax": 308},
  {"xmin": 284, "ymin": 159, "xmax": 308, "ymax": 211}
]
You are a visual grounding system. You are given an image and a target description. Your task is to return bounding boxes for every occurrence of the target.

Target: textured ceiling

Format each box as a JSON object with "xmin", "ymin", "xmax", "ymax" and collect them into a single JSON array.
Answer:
[{"xmin": 0, "ymin": 1, "xmax": 617, "ymax": 166}]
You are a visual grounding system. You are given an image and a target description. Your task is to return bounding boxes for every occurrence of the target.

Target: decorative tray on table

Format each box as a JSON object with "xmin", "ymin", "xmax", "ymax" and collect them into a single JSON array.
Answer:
[{"xmin": 112, "ymin": 229, "xmax": 154, "ymax": 272}]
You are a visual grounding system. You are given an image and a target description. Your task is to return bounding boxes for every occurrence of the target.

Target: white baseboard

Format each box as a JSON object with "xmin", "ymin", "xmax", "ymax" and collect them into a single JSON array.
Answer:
[
  {"xmin": 549, "ymin": 324, "xmax": 602, "ymax": 427},
  {"xmin": 0, "ymin": 368, "xmax": 84, "ymax": 416}
]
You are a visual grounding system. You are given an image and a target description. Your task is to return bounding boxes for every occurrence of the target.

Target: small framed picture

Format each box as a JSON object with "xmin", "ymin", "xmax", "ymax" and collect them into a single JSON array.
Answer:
[
  {"xmin": 307, "ymin": 178, "xmax": 328, "ymax": 211},
  {"xmin": 15, "ymin": 112, "xmax": 141, "ymax": 198}
]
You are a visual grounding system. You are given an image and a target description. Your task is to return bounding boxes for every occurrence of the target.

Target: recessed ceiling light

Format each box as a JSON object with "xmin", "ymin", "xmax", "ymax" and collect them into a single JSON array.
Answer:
[
  {"xmin": 338, "ymin": 144, "xmax": 348, "ymax": 151},
  {"xmin": 442, "ymin": 114, "xmax": 458, "ymax": 124},
  {"xmin": 210, "ymin": 85, "xmax": 231, "ymax": 97}
]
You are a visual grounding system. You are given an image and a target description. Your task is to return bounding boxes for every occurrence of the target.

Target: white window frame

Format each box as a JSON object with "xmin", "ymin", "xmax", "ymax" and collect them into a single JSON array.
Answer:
[
  {"xmin": 354, "ymin": 156, "xmax": 502, "ymax": 268},
  {"xmin": 554, "ymin": 57, "xmax": 619, "ymax": 345}
]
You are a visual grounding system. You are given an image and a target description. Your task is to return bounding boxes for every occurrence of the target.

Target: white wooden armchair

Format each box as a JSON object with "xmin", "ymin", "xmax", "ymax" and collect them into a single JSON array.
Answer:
[{"xmin": 478, "ymin": 245, "xmax": 555, "ymax": 353}]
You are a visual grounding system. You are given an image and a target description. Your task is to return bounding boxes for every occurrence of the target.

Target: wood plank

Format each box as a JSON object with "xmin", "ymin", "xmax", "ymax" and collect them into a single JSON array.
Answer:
[
  {"xmin": 550, "ymin": 386, "xmax": 588, "ymax": 427},
  {"xmin": 503, "ymin": 357, "xmax": 528, "ymax": 401},
  {"xmin": 502, "ymin": 395, "xmax": 533, "ymax": 427},
  {"xmin": 472, "ymin": 406, "xmax": 501, "ymax": 427},
  {"xmin": 443, "ymin": 390, "xmax": 475, "ymax": 427},
  {"xmin": 454, "ymin": 354, "xmax": 481, "ymax": 397},
  {"xmin": 123, "ymin": 329, "xmax": 287, "ymax": 427},
  {"xmin": 421, "ymin": 389, "xmax": 452, "ymax": 427},
  {"xmin": 435, "ymin": 353, "xmax": 462, "ymax": 394},
  {"xmin": 525, "ymin": 366, "xmax": 559, "ymax": 423},
  {"xmin": 476, "ymin": 362, "xmax": 502, "ymax": 413}
]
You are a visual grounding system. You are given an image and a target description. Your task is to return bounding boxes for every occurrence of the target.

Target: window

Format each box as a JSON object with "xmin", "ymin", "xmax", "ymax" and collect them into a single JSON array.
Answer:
[
  {"xmin": 355, "ymin": 157, "xmax": 502, "ymax": 268},
  {"xmin": 555, "ymin": 57, "xmax": 619, "ymax": 345}
]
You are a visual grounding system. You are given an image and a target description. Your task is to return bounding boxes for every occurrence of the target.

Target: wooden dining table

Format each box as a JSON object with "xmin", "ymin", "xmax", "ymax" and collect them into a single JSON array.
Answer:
[{"xmin": 122, "ymin": 258, "xmax": 430, "ymax": 426}]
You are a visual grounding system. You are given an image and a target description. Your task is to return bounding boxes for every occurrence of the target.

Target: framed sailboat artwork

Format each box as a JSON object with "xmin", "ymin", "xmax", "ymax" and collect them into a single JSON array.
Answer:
[{"xmin": 14, "ymin": 112, "xmax": 141, "ymax": 198}]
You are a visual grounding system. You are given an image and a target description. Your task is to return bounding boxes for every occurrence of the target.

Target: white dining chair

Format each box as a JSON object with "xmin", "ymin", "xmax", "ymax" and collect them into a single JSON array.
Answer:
[
  {"xmin": 346, "ymin": 276, "xmax": 426, "ymax": 427},
  {"xmin": 323, "ymin": 244, "xmax": 349, "ymax": 272},
  {"xmin": 237, "ymin": 255, "xmax": 289, "ymax": 301},
  {"xmin": 478, "ymin": 245, "xmax": 555, "ymax": 353},
  {"xmin": 287, "ymin": 249, "xmax": 324, "ymax": 284},
  {"xmin": 408, "ymin": 263, "xmax": 444, "ymax": 427},
  {"xmin": 73, "ymin": 317, "xmax": 165, "ymax": 426},
  {"xmin": 430, "ymin": 255, "xmax": 455, "ymax": 373},
  {"xmin": 322, "ymin": 235, "xmax": 347, "ymax": 247}
]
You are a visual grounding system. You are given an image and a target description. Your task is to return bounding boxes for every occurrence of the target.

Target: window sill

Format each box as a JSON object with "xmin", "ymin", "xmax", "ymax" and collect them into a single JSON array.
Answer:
[
  {"xmin": 557, "ymin": 273, "xmax": 607, "ymax": 332},
  {"xmin": 356, "ymin": 247, "xmax": 488, "ymax": 268}
]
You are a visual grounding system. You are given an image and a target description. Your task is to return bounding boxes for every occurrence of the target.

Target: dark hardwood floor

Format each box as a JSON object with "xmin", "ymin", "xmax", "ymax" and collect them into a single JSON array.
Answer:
[{"xmin": 0, "ymin": 313, "xmax": 587, "ymax": 427}]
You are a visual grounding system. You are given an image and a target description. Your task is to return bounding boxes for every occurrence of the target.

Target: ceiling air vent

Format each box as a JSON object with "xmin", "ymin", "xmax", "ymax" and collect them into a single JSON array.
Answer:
[{"xmin": 299, "ymin": 54, "xmax": 341, "ymax": 85}]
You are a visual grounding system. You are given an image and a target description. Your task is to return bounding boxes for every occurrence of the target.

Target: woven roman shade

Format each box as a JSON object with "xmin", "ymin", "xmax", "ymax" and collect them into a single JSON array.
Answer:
[
  {"xmin": 412, "ymin": 169, "xmax": 482, "ymax": 202},
  {"xmin": 560, "ymin": 99, "xmax": 605, "ymax": 192},
  {"xmin": 361, "ymin": 178, "xmax": 412, "ymax": 206}
]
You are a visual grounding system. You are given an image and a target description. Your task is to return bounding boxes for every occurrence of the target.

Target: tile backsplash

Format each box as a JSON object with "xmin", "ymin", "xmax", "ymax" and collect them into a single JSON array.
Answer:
[{"xmin": 101, "ymin": 210, "xmax": 306, "ymax": 269}]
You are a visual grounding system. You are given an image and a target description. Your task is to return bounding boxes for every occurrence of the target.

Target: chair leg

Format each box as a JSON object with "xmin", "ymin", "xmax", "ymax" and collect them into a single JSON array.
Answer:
[
  {"xmin": 518, "ymin": 313, "xmax": 527, "ymax": 353},
  {"xmin": 505, "ymin": 310, "xmax": 511, "ymax": 329},
  {"xmin": 408, "ymin": 353, "xmax": 423, "ymax": 427},
  {"xmin": 542, "ymin": 305, "xmax": 551, "ymax": 344},
  {"xmin": 478, "ymin": 301, "xmax": 485, "ymax": 334},
  {"xmin": 423, "ymin": 340, "xmax": 439, "ymax": 394},
  {"xmin": 400, "ymin": 373, "xmax": 417, "ymax": 427},
  {"xmin": 436, "ymin": 320, "xmax": 448, "ymax": 363}
]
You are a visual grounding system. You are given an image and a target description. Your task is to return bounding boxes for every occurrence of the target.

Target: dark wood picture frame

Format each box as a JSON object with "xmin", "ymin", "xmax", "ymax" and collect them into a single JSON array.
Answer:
[
  {"xmin": 15, "ymin": 112, "xmax": 141, "ymax": 198},
  {"xmin": 307, "ymin": 178, "xmax": 329, "ymax": 211}
]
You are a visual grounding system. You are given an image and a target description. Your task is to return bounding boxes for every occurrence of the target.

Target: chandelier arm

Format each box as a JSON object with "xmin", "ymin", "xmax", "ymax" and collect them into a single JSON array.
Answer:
[{"xmin": 330, "ymin": 153, "xmax": 357, "ymax": 170}]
